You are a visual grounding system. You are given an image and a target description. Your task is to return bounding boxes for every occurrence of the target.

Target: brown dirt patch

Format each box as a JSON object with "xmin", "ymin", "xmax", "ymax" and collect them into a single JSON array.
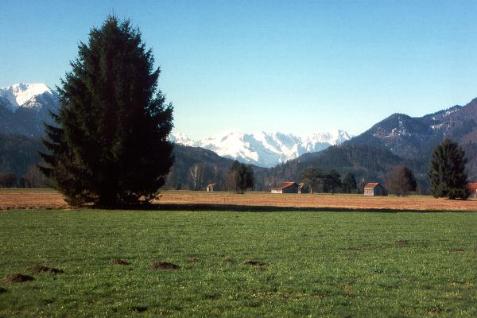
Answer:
[
  {"xmin": 223, "ymin": 256, "xmax": 235, "ymax": 263},
  {"xmin": 395, "ymin": 240, "xmax": 409, "ymax": 247},
  {"xmin": 155, "ymin": 191, "xmax": 477, "ymax": 212},
  {"xmin": 131, "ymin": 305, "xmax": 148, "ymax": 312},
  {"xmin": 187, "ymin": 256, "xmax": 199, "ymax": 263},
  {"xmin": 4, "ymin": 189, "xmax": 477, "ymax": 211},
  {"xmin": 151, "ymin": 261, "xmax": 180, "ymax": 271},
  {"xmin": 344, "ymin": 247, "xmax": 363, "ymax": 251},
  {"xmin": 449, "ymin": 248, "xmax": 465, "ymax": 253},
  {"xmin": 112, "ymin": 258, "xmax": 130, "ymax": 265},
  {"xmin": 0, "ymin": 189, "xmax": 67, "ymax": 210},
  {"xmin": 30, "ymin": 265, "xmax": 64, "ymax": 274},
  {"xmin": 3, "ymin": 273, "xmax": 34, "ymax": 283},
  {"xmin": 244, "ymin": 259, "xmax": 267, "ymax": 266}
]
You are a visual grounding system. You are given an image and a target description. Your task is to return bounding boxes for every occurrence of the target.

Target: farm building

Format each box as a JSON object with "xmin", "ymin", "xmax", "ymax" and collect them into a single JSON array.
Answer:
[
  {"xmin": 466, "ymin": 182, "xmax": 477, "ymax": 198},
  {"xmin": 271, "ymin": 181, "xmax": 299, "ymax": 194},
  {"xmin": 364, "ymin": 182, "xmax": 387, "ymax": 196}
]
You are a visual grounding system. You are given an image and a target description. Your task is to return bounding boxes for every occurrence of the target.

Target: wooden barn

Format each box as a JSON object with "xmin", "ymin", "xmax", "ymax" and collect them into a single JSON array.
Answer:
[
  {"xmin": 271, "ymin": 181, "xmax": 299, "ymax": 194},
  {"xmin": 466, "ymin": 182, "xmax": 477, "ymax": 198},
  {"xmin": 364, "ymin": 182, "xmax": 387, "ymax": 196}
]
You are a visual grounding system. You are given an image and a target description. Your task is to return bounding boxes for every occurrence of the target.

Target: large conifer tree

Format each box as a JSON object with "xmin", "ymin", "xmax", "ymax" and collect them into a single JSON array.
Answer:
[
  {"xmin": 428, "ymin": 139, "xmax": 469, "ymax": 200},
  {"xmin": 41, "ymin": 17, "xmax": 174, "ymax": 207}
]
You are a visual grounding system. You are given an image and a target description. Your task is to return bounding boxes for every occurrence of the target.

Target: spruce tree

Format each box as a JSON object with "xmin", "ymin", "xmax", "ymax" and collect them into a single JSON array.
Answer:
[
  {"xmin": 40, "ymin": 17, "xmax": 174, "ymax": 207},
  {"xmin": 324, "ymin": 170, "xmax": 342, "ymax": 194},
  {"xmin": 428, "ymin": 139, "xmax": 469, "ymax": 200},
  {"xmin": 229, "ymin": 161, "xmax": 254, "ymax": 193}
]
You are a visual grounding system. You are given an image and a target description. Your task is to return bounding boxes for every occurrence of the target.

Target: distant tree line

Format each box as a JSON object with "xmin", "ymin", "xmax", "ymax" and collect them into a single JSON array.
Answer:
[
  {"xmin": 0, "ymin": 165, "xmax": 49, "ymax": 188},
  {"xmin": 299, "ymin": 168, "xmax": 357, "ymax": 194}
]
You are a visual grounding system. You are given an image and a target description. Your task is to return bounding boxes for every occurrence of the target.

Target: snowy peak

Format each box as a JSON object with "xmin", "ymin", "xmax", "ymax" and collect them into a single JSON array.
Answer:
[
  {"xmin": 0, "ymin": 83, "xmax": 59, "ymax": 137},
  {"xmin": 171, "ymin": 130, "xmax": 351, "ymax": 167},
  {"xmin": 0, "ymin": 83, "xmax": 54, "ymax": 110},
  {"xmin": 303, "ymin": 130, "xmax": 351, "ymax": 150}
]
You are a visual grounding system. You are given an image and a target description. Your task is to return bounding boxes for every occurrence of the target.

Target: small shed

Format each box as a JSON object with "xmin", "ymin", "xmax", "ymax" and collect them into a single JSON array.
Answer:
[
  {"xmin": 271, "ymin": 181, "xmax": 299, "ymax": 194},
  {"xmin": 466, "ymin": 182, "xmax": 477, "ymax": 198},
  {"xmin": 206, "ymin": 183, "xmax": 216, "ymax": 192},
  {"xmin": 364, "ymin": 182, "xmax": 387, "ymax": 196}
]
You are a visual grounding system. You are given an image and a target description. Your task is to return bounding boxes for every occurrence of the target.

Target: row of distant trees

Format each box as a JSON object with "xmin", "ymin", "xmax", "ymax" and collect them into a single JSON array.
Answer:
[
  {"xmin": 295, "ymin": 139, "xmax": 471, "ymax": 199},
  {"xmin": 300, "ymin": 168, "xmax": 357, "ymax": 194},
  {"xmin": 0, "ymin": 165, "xmax": 49, "ymax": 188},
  {"xmin": 299, "ymin": 167, "xmax": 414, "ymax": 195}
]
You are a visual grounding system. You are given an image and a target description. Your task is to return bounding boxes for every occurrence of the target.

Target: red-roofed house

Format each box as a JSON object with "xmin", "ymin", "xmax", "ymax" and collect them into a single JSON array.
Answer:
[
  {"xmin": 364, "ymin": 182, "xmax": 387, "ymax": 196},
  {"xmin": 271, "ymin": 181, "xmax": 299, "ymax": 194},
  {"xmin": 466, "ymin": 182, "xmax": 477, "ymax": 198}
]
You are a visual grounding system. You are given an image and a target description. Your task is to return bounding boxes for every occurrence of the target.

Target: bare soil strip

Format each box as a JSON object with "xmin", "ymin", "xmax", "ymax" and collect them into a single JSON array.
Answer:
[
  {"xmin": 156, "ymin": 191, "xmax": 477, "ymax": 212},
  {"xmin": 1, "ymin": 189, "xmax": 477, "ymax": 211},
  {"xmin": 0, "ymin": 189, "xmax": 68, "ymax": 210}
]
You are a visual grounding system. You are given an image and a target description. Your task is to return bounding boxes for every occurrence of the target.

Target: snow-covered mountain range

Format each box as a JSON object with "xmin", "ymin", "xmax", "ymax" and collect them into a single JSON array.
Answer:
[
  {"xmin": 0, "ymin": 83, "xmax": 350, "ymax": 167},
  {"xmin": 0, "ymin": 83, "xmax": 56, "ymax": 111},
  {"xmin": 0, "ymin": 83, "xmax": 58, "ymax": 137},
  {"xmin": 171, "ymin": 130, "xmax": 351, "ymax": 167}
]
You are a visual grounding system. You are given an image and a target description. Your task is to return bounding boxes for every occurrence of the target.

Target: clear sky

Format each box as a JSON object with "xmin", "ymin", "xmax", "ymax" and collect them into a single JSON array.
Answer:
[{"xmin": 1, "ymin": 0, "xmax": 477, "ymax": 138}]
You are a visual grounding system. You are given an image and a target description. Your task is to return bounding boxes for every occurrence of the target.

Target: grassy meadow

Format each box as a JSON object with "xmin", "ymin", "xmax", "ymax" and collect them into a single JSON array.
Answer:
[{"xmin": 0, "ymin": 210, "xmax": 476, "ymax": 317}]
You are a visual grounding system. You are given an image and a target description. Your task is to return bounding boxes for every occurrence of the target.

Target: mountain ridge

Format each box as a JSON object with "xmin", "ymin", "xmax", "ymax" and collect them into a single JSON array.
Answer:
[
  {"xmin": 171, "ymin": 129, "xmax": 351, "ymax": 167},
  {"xmin": 1, "ymin": 82, "xmax": 477, "ymax": 192},
  {"xmin": 0, "ymin": 83, "xmax": 58, "ymax": 138}
]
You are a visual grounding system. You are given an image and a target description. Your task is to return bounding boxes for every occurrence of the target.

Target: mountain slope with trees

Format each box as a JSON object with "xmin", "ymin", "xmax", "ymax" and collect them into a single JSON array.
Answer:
[{"xmin": 348, "ymin": 97, "xmax": 477, "ymax": 179}]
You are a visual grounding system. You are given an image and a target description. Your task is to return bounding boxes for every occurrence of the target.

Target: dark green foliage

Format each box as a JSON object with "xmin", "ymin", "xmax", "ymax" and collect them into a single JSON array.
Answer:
[
  {"xmin": 324, "ymin": 169, "xmax": 342, "ymax": 193},
  {"xmin": 300, "ymin": 168, "xmax": 323, "ymax": 193},
  {"xmin": 40, "ymin": 17, "xmax": 173, "ymax": 206},
  {"xmin": 299, "ymin": 168, "xmax": 341, "ymax": 193},
  {"xmin": 342, "ymin": 172, "xmax": 357, "ymax": 193},
  {"xmin": 0, "ymin": 172, "xmax": 17, "ymax": 187},
  {"xmin": 166, "ymin": 144, "xmax": 236, "ymax": 191},
  {"xmin": 260, "ymin": 144, "xmax": 405, "ymax": 192},
  {"xmin": 229, "ymin": 161, "xmax": 254, "ymax": 193},
  {"xmin": 428, "ymin": 139, "xmax": 469, "ymax": 199},
  {"xmin": 386, "ymin": 165, "xmax": 417, "ymax": 196},
  {"xmin": 0, "ymin": 134, "xmax": 43, "ymax": 179}
]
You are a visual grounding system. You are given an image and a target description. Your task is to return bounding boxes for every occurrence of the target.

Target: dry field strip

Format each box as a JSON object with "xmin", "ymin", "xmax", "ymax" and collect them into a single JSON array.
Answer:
[{"xmin": 1, "ymin": 189, "xmax": 477, "ymax": 211}]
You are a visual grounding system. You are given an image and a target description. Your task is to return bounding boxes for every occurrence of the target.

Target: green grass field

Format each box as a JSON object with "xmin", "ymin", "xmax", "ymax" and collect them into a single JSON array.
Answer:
[{"xmin": 0, "ymin": 210, "xmax": 476, "ymax": 317}]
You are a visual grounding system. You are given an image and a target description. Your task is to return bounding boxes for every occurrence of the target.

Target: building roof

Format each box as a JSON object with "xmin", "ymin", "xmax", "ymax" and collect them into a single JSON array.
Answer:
[
  {"xmin": 466, "ymin": 182, "xmax": 477, "ymax": 192},
  {"xmin": 273, "ymin": 181, "xmax": 298, "ymax": 190},
  {"xmin": 364, "ymin": 182, "xmax": 381, "ymax": 189}
]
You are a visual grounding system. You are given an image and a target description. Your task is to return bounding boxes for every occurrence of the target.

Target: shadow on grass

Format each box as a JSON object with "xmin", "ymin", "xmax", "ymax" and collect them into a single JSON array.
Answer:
[
  {"xmin": 144, "ymin": 203, "xmax": 466, "ymax": 213},
  {"xmin": 66, "ymin": 201, "xmax": 473, "ymax": 213}
]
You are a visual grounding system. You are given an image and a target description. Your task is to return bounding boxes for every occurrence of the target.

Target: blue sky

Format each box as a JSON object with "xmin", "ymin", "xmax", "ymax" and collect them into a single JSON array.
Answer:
[{"xmin": 1, "ymin": 0, "xmax": 477, "ymax": 138}]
